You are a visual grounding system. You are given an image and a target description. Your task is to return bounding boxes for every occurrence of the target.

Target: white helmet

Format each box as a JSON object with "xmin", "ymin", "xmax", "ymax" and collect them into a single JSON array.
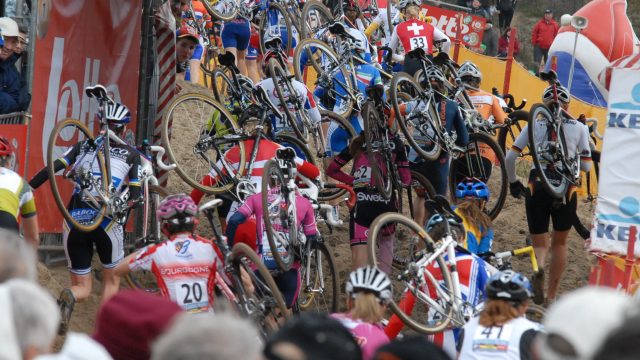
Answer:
[
  {"xmin": 543, "ymin": 85, "xmax": 570, "ymax": 104},
  {"xmin": 346, "ymin": 266, "xmax": 392, "ymax": 302},
  {"xmin": 397, "ymin": 0, "xmax": 421, "ymax": 9},
  {"xmin": 103, "ymin": 102, "xmax": 131, "ymax": 129},
  {"xmin": 459, "ymin": 61, "xmax": 482, "ymax": 81},
  {"xmin": 341, "ymin": 27, "xmax": 368, "ymax": 55}
]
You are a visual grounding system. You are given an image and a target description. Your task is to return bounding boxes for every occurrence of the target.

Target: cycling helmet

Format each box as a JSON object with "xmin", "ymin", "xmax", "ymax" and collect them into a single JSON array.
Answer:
[
  {"xmin": 157, "ymin": 194, "xmax": 198, "ymax": 224},
  {"xmin": 543, "ymin": 84, "xmax": 570, "ymax": 104},
  {"xmin": 458, "ymin": 61, "xmax": 482, "ymax": 82},
  {"xmin": 424, "ymin": 65, "xmax": 447, "ymax": 84},
  {"xmin": 425, "ymin": 213, "xmax": 460, "ymax": 233},
  {"xmin": 397, "ymin": 0, "xmax": 421, "ymax": 9},
  {"xmin": 103, "ymin": 102, "xmax": 131, "ymax": 128},
  {"xmin": 342, "ymin": 0, "xmax": 358, "ymax": 10},
  {"xmin": 455, "ymin": 178, "xmax": 490, "ymax": 201},
  {"xmin": 346, "ymin": 266, "xmax": 392, "ymax": 303},
  {"xmin": 0, "ymin": 136, "xmax": 13, "ymax": 156},
  {"xmin": 341, "ymin": 28, "xmax": 368, "ymax": 56},
  {"xmin": 486, "ymin": 270, "xmax": 533, "ymax": 302}
]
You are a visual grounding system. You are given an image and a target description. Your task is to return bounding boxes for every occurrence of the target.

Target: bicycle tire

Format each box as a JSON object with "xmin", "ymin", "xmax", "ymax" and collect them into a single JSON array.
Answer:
[
  {"xmin": 367, "ymin": 212, "xmax": 454, "ymax": 333},
  {"xmin": 259, "ymin": 3, "xmax": 294, "ymax": 55},
  {"xmin": 47, "ymin": 119, "xmax": 108, "ymax": 232},
  {"xmin": 202, "ymin": 0, "xmax": 239, "ymax": 21},
  {"xmin": 298, "ymin": 240, "xmax": 339, "ymax": 313},
  {"xmin": 200, "ymin": 46, "xmax": 219, "ymax": 88},
  {"xmin": 293, "ymin": 39, "xmax": 353, "ymax": 119},
  {"xmin": 211, "ymin": 67, "xmax": 235, "ymax": 105},
  {"xmin": 497, "ymin": 110, "xmax": 529, "ymax": 154},
  {"xmin": 525, "ymin": 303, "xmax": 546, "ymax": 323},
  {"xmin": 362, "ymin": 102, "xmax": 393, "ymax": 199},
  {"xmin": 262, "ymin": 159, "xmax": 298, "ymax": 272},
  {"xmin": 399, "ymin": 170, "xmax": 436, "ymax": 221},
  {"xmin": 141, "ymin": 184, "xmax": 169, "ymax": 244},
  {"xmin": 162, "ymin": 93, "xmax": 245, "ymax": 194},
  {"xmin": 448, "ymin": 132, "xmax": 508, "ymax": 220},
  {"xmin": 528, "ymin": 104, "xmax": 570, "ymax": 199},
  {"xmin": 268, "ymin": 58, "xmax": 306, "ymax": 140},
  {"xmin": 300, "ymin": 0, "xmax": 333, "ymax": 39},
  {"xmin": 316, "ymin": 110, "xmax": 357, "ymax": 201},
  {"xmin": 390, "ymin": 72, "xmax": 442, "ymax": 162},
  {"xmin": 230, "ymin": 242, "xmax": 289, "ymax": 335}
]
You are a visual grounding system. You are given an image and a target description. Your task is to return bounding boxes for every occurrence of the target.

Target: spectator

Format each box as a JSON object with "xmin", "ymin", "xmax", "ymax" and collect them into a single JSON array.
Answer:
[
  {"xmin": 498, "ymin": 27, "xmax": 520, "ymax": 57},
  {"xmin": 152, "ymin": 313, "xmax": 261, "ymax": 360},
  {"xmin": 373, "ymin": 336, "xmax": 451, "ymax": 360},
  {"xmin": 0, "ymin": 228, "xmax": 37, "ymax": 283},
  {"xmin": 535, "ymin": 287, "xmax": 635, "ymax": 360},
  {"xmin": 481, "ymin": 19, "xmax": 498, "ymax": 56},
  {"xmin": 15, "ymin": 24, "xmax": 28, "ymax": 76},
  {"xmin": 497, "ymin": 0, "xmax": 516, "ymax": 29},
  {"xmin": 176, "ymin": 25, "xmax": 199, "ymax": 78},
  {"xmin": 0, "ymin": 17, "xmax": 30, "ymax": 113},
  {"xmin": 264, "ymin": 313, "xmax": 362, "ymax": 360},
  {"xmin": 469, "ymin": 0, "xmax": 489, "ymax": 19},
  {"xmin": 0, "ymin": 279, "xmax": 60, "ymax": 359},
  {"xmin": 93, "ymin": 290, "xmax": 183, "ymax": 360},
  {"xmin": 531, "ymin": 9, "xmax": 559, "ymax": 72}
]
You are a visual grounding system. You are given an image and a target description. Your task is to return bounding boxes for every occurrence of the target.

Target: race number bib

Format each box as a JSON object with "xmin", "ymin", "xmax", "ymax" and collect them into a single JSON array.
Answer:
[
  {"xmin": 261, "ymin": 232, "xmax": 290, "ymax": 270},
  {"xmin": 409, "ymin": 36, "xmax": 428, "ymax": 50},
  {"xmin": 472, "ymin": 324, "xmax": 514, "ymax": 352},
  {"xmin": 176, "ymin": 279, "xmax": 209, "ymax": 312}
]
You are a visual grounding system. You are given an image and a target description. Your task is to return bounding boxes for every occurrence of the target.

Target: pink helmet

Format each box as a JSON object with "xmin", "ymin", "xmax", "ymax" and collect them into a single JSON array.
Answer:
[{"xmin": 156, "ymin": 194, "xmax": 198, "ymax": 223}]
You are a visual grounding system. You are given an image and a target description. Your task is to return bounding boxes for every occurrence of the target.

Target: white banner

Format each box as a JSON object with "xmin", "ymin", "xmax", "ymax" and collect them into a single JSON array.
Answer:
[{"xmin": 590, "ymin": 68, "xmax": 640, "ymax": 256}]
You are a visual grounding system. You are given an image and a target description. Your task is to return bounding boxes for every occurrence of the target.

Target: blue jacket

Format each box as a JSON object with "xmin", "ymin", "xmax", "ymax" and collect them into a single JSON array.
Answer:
[{"xmin": 0, "ymin": 53, "xmax": 28, "ymax": 114}]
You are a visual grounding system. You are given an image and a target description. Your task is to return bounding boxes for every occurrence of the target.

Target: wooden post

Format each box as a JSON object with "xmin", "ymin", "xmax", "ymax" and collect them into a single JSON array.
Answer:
[
  {"xmin": 502, "ymin": 27, "xmax": 517, "ymax": 95},
  {"xmin": 623, "ymin": 226, "xmax": 637, "ymax": 292},
  {"xmin": 452, "ymin": 13, "xmax": 462, "ymax": 63}
]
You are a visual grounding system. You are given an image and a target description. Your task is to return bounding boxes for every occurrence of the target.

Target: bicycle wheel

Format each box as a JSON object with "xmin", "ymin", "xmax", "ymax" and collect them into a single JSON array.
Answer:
[
  {"xmin": 390, "ymin": 73, "xmax": 442, "ymax": 162},
  {"xmin": 498, "ymin": 110, "xmax": 532, "ymax": 185},
  {"xmin": 525, "ymin": 303, "xmax": 546, "ymax": 323},
  {"xmin": 162, "ymin": 93, "xmax": 245, "ymax": 194},
  {"xmin": 268, "ymin": 58, "xmax": 306, "ymax": 140},
  {"xmin": 200, "ymin": 45, "xmax": 218, "ymax": 88},
  {"xmin": 300, "ymin": 0, "xmax": 333, "ymax": 39},
  {"xmin": 259, "ymin": 3, "xmax": 294, "ymax": 55},
  {"xmin": 262, "ymin": 159, "xmax": 298, "ymax": 272},
  {"xmin": 298, "ymin": 240, "xmax": 338, "ymax": 313},
  {"xmin": 317, "ymin": 110, "xmax": 357, "ymax": 201},
  {"xmin": 367, "ymin": 212, "xmax": 454, "ymax": 333},
  {"xmin": 202, "ymin": 0, "xmax": 239, "ymax": 21},
  {"xmin": 47, "ymin": 119, "xmax": 108, "ymax": 232},
  {"xmin": 448, "ymin": 132, "xmax": 508, "ymax": 220},
  {"xmin": 398, "ymin": 170, "xmax": 436, "ymax": 223},
  {"xmin": 230, "ymin": 242, "xmax": 289, "ymax": 336},
  {"xmin": 528, "ymin": 104, "xmax": 573, "ymax": 199},
  {"xmin": 362, "ymin": 102, "xmax": 393, "ymax": 199},
  {"xmin": 293, "ymin": 39, "xmax": 353, "ymax": 119}
]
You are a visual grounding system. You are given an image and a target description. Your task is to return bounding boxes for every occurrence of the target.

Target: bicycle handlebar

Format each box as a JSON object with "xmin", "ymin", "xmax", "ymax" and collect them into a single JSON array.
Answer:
[
  {"xmin": 150, "ymin": 145, "xmax": 177, "ymax": 171},
  {"xmin": 492, "ymin": 246, "xmax": 539, "ymax": 273},
  {"xmin": 324, "ymin": 183, "xmax": 356, "ymax": 210},
  {"xmin": 585, "ymin": 118, "xmax": 603, "ymax": 140}
]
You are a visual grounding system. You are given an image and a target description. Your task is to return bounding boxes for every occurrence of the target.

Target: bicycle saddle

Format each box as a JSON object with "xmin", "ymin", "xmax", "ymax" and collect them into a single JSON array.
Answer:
[
  {"xmin": 539, "ymin": 70, "xmax": 558, "ymax": 82},
  {"xmin": 432, "ymin": 51, "xmax": 450, "ymax": 66},
  {"xmin": 218, "ymin": 52, "xmax": 236, "ymax": 67},
  {"xmin": 85, "ymin": 85, "xmax": 112, "ymax": 103},
  {"xmin": 406, "ymin": 48, "xmax": 427, "ymax": 59},
  {"xmin": 276, "ymin": 147, "xmax": 296, "ymax": 162},
  {"xmin": 199, "ymin": 198, "xmax": 224, "ymax": 212}
]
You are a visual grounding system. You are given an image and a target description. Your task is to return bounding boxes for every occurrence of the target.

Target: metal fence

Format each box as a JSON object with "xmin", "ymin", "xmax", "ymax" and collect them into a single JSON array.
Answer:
[{"xmin": 0, "ymin": 111, "xmax": 28, "ymax": 125}]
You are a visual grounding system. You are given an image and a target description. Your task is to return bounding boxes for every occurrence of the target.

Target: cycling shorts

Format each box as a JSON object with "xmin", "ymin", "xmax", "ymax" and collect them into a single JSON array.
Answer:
[
  {"xmin": 63, "ymin": 219, "xmax": 124, "ymax": 275},
  {"xmin": 221, "ymin": 19, "xmax": 250, "ymax": 51},
  {"xmin": 525, "ymin": 174, "xmax": 577, "ymax": 234},
  {"xmin": 0, "ymin": 210, "xmax": 18, "ymax": 232},
  {"xmin": 273, "ymin": 268, "xmax": 300, "ymax": 308},
  {"xmin": 328, "ymin": 114, "xmax": 363, "ymax": 156},
  {"xmin": 191, "ymin": 42, "xmax": 204, "ymax": 61},
  {"xmin": 246, "ymin": 45, "xmax": 258, "ymax": 60}
]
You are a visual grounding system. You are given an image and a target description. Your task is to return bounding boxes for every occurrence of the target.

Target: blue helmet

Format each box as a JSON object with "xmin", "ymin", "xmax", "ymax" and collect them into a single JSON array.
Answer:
[
  {"xmin": 486, "ymin": 270, "xmax": 533, "ymax": 302},
  {"xmin": 455, "ymin": 178, "xmax": 490, "ymax": 201}
]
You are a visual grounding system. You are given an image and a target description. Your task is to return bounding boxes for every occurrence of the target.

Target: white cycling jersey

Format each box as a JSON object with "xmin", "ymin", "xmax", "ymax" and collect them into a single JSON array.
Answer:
[
  {"xmin": 457, "ymin": 316, "xmax": 542, "ymax": 360},
  {"xmin": 256, "ymin": 78, "xmax": 322, "ymax": 132},
  {"xmin": 129, "ymin": 233, "xmax": 220, "ymax": 313},
  {"xmin": 370, "ymin": 6, "xmax": 400, "ymax": 44}
]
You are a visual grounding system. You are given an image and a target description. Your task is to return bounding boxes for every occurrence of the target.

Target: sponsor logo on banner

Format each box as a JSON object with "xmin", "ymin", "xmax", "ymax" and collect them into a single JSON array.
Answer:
[
  {"xmin": 607, "ymin": 82, "xmax": 640, "ymax": 129},
  {"xmin": 420, "ymin": 5, "xmax": 486, "ymax": 48}
]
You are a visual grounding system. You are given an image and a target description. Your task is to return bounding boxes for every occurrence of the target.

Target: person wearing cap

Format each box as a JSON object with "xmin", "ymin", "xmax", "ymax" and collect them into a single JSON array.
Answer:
[
  {"xmin": 531, "ymin": 9, "xmax": 559, "ymax": 72},
  {"xmin": 457, "ymin": 270, "xmax": 542, "ymax": 359},
  {"xmin": 176, "ymin": 24, "xmax": 199, "ymax": 78},
  {"xmin": 181, "ymin": 0, "xmax": 212, "ymax": 84},
  {"xmin": 0, "ymin": 17, "xmax": 29, "ymax": 113}
]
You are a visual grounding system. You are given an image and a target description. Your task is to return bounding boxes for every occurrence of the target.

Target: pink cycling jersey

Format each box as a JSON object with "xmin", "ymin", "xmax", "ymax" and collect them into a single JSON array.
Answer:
[
  {"xmin": 331, "ymin": 313, "xmax": 390, "ymax": 360},
  {"xmin": 129, "ymin": 233, "xmax": 220, "ymax": 313}
]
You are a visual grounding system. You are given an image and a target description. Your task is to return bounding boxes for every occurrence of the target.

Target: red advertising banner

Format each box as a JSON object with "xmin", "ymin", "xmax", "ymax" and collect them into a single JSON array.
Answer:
[
  {"xmin": 420, "ymin": 5, "xmax": 486, "ymax": 48},
  {"xmin": 29, "ymin": 0, "xmax": 142, "ymax": 232},
  {"xmin": 0, "ymin": 124, "xmax": 28, "ymax": 174}
]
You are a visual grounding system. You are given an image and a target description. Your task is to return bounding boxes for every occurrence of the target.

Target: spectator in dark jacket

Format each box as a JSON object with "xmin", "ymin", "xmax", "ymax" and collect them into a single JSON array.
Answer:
[
  {"xmin": 531, "ymin": 9, "xmax": 559, "ymax": 70},
  {"xmin": 481, "ymin": 20, "xmax": 498, "ymax": 56},
  {"xmin": 497, "ymin": 0, "xmax": 516, "ymax": 29},
  {"xmin": 498, "ymin": 27, "xmax": 520, "ymax": 57},
  {"xmin": 469, "ymin": 0, "xmax": 489, "ymax": 19},
  {"xmin": 0, "ymin": 17, "xmax": 28, "ymax": 113}
]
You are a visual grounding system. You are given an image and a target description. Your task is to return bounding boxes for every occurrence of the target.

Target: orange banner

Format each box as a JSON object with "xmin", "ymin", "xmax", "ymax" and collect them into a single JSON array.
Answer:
[
  {"xmin": 29, "ymin": 0, "xmax": 142, "ymax": 233},
  {"xmin": 0, "ymin": 124, "xmax": 28, "ymax": 174}
]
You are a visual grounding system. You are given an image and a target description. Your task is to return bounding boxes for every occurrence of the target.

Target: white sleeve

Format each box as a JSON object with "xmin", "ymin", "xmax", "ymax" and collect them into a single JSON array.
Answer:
[
  {"xmin": 579, "ymin": 123, "xmax": 593, "ymax": 172},
  {"xmin": 433, "ymin": 26, "xmax": 451, "ymax": 54},
  {"xmin": 389, "ymin": 27, "xmax": 399, "ymax": 52},
  {"xmin": 505, "ymin": 125, "xmax": 529, "ymax": 183}
]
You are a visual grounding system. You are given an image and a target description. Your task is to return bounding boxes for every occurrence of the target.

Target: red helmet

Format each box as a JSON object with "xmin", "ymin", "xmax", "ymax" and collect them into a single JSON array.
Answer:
[{"xmin": 0, "ymin": 137, "xmax": 13, "ymax": 156}]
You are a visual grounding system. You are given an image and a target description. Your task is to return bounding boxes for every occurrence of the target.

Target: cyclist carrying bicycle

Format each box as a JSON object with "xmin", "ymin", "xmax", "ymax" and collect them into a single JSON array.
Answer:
[
  {"xmin": 331, "ymin": 266, "xmax": 391, "ymax": 360},
  {"xmin": 0, "ymin": 136, "xmax": 38, "ymax": 248},
  {"xmin": 454, "ymin": 178, "xmax": 494, "ymax": 255},
  {"xmin": 457, "ymin": 270, "xmax": 542, "ymax": 360},
  {"xmin": 115, "ymin": 194, "xmax": 221, "ymax": 314},
  {"xmin": 29, "ymin": 100, "xmax": 141, "ymax": 332},
  {"xmin": 385, "ymin": 214, "xmax": 490, "ymax": 358},
  {"xmin": 505, "ymin": 83, "xmax": 591, "ymax": 304}
]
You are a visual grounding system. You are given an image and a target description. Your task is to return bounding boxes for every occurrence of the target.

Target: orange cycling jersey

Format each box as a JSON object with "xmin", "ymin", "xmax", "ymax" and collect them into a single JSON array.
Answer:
[{"xmin": 466, "ymin": 88, "xmax": 508, "ymax": 163}]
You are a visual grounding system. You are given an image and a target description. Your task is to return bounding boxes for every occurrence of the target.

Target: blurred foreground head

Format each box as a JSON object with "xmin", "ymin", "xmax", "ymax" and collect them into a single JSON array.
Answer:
[{"xmin": 0, "ymin": 228, "xmax": 36, "ymax": 283}]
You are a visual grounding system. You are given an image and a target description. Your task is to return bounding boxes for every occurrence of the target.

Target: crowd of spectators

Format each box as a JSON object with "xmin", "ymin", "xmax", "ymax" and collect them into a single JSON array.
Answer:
[{"xmin": 0, "ymin": 16, "xmax": 30, "ymax": 115}]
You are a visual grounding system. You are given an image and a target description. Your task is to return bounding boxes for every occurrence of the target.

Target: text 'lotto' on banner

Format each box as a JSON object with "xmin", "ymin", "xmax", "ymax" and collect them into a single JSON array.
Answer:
[
  {"xmin": 590, "ymin": 67, "xmax": 640, "ymax": 257},
  {"xmin": 30, "ymin": 0, "xmax": 142, "ymax": 233},
  {"xmin": 420, "ymin": 5, "xmax": 486, "ymax": 48}
]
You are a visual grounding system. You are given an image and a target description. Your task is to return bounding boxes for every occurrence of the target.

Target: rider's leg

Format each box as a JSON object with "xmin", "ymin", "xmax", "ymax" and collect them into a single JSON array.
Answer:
[
  {"xmin": 351, "ymin": 244, "xmax": 368, "ymax": 270},
  {"xmin": 64, "ymin": 226, "xmax": 95, "ymax": 301},
  {"xmin": 100, "ymin": 267, "xmax": 121, "ymax": 306},
  {"xmin": 95, "ymin": 223, "xmax": 125, "ymax": 305},
  {"xmin": 377, "ymin": 233, "xmax": 394, "ymax": 274},
  {"xmin": 546, "ymin": 191, "xmax": 577, "ymax": 301},
  {"xmin": 236, "ymin": 49, "xmax": 248, "ymax": 78},
  {"xmin": 246, "ymin": 46, "xmax": 260, "ymax": 84}
]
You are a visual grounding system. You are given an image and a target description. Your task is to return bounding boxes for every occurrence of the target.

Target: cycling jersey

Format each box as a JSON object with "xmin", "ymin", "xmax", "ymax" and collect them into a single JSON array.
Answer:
[
  {"xmin": 129, "ymin": 233, "xmax": 220, "ymax": 313},
  {"xmin": 331, "ymin": 313, "xmax": 390, "ymax": 360},
  {"xmin": 457, "ymin": 316, "xmax": 542, "ymax": 359},
  {"xmin": 466, "ymin": 88, "xmax": 508, "ymax": 124},
  {"xmin": 388, "ymin": 19, "xmax": 450, "ymax": 55},
  {"xmin": 256, "ymin": 78, "xmax": 322, "ymax": 134},
  {"xmin": 0, "ymin": 167, "xmax": 36, "ymax": 231},
  {"xmin": 385, "ymin": 248, "xmax": 490, "ymax": 358},
  {"xmin": 455, "ymin": 207, "xmax": 493, "ymax": 254},
  {"xmin": 365, "ymin": 6, "xmax": 400, "ymax": 45}
]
